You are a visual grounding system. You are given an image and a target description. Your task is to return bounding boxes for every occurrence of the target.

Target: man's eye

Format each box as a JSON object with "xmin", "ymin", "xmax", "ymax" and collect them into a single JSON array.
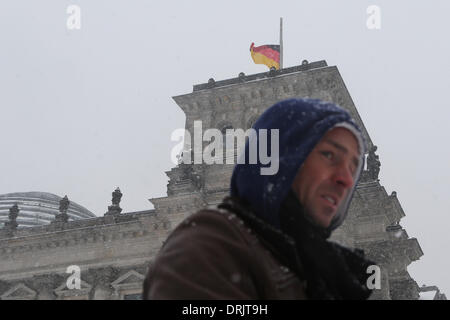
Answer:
[{"xmin": 321, "ymin": 151, "xmax": 333, "ymax": 160}]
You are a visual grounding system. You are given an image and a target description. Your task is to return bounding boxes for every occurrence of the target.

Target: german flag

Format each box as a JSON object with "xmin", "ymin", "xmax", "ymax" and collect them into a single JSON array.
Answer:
[{"xmin": 250, "ymin": 42, "xmax": 280, "ymax": 70}]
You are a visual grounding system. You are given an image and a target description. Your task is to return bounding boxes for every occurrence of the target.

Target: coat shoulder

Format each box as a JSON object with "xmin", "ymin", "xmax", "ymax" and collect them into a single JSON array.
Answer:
[
  {"xmin": 171, "ymin": 208, "xmax": 254, "ymax": 245},
  {"xmin": 143, "ymin": 207, "xmax": 307, "ymax": 299},
  {"xmin": 144, "ymin": 209, "xmax": 260, "ymax": 299}
]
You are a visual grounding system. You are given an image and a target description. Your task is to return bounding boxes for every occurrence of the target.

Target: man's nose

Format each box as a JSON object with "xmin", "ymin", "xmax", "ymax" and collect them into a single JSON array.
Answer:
[{"xmin": 332, "ymin": 163, "xmax": 354, "ymax": 189}]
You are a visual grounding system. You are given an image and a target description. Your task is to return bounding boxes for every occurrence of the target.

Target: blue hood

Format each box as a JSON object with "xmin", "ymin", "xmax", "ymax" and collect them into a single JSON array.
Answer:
[{"xmin": 230, "ymin": 98, "xmax": 366, "ymax": 232}]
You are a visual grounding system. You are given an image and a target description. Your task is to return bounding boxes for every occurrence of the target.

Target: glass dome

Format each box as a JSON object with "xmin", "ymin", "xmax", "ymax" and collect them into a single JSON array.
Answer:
[{"xmin": 0, "ymin": 192, "xmax": 96, "ymax": 228}]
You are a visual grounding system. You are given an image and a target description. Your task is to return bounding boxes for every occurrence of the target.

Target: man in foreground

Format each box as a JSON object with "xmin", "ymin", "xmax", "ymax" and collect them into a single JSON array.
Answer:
[{"xmin": 143, "ymin": 98, "xmax": 374, "ymax": 299}]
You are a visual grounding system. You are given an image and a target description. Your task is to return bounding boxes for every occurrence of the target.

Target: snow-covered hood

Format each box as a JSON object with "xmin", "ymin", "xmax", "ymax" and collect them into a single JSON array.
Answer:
[{"xmin": 230, "ymin": 98, "xmax": 366, "ymax": 232}]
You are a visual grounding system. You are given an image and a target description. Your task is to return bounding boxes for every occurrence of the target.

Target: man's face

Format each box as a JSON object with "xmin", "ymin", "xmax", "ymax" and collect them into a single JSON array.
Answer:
[{"xmin": 291, "ymin": 127, "xmax": 360, "ymax": 228}]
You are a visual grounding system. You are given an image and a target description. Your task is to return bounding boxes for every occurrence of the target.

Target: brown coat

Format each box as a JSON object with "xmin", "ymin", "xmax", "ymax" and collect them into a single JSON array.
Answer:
[{"xmin": 143, "ymin": 204, "xmax": 308, "ymax": 299}]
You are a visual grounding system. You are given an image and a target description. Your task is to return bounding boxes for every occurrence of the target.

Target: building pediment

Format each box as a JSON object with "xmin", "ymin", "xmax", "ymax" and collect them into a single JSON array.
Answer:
[
  {"xmin": 54, "ymin": 279, "xmax": 92, "ymax": 300},
  {"xmin": 111, "ymin": 270, "xmax": 145, "ymax": 290},
  {"xmin": 1, "ymin": 283, "xmax": 37, "ymax": 300}
]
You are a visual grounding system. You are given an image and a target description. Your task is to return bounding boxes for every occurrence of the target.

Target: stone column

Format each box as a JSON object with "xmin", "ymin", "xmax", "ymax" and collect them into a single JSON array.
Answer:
[{"xmin": 91, "ymin": 267, "xmax": 116, "ymax": 300}]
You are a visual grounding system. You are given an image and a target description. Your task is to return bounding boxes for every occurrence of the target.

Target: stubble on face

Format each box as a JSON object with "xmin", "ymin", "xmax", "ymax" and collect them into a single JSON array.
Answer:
[{"xmin": 291, "ymin": 127, "xmax": 360, "ymax": 228}]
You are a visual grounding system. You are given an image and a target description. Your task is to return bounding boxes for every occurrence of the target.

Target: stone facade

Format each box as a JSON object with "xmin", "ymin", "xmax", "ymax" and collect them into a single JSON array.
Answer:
[
  {"xmin": 0, "ymin": 61, "xmax": 440, "ymax": 299},
  {"xmin": 0, "ymin": 208, "xmax": 170, "ymax": 299}
]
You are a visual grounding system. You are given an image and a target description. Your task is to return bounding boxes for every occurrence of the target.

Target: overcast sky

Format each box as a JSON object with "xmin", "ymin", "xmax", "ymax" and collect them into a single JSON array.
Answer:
[{"xmin": 1, "ymin": 0, "xmax": 449, "ymax": 295}]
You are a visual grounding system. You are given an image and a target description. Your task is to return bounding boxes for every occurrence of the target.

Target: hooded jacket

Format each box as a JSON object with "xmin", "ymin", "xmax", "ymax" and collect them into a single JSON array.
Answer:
[
  {"xmin": 230, "ymin": 98, "xmax": 366, "ymax": 232},
  {"xmin": 143, "ymin": 98, "xmax": 374, "ymax": 300}
]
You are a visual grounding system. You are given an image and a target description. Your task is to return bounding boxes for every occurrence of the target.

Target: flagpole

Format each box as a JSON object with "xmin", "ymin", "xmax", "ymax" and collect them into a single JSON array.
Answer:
[{"xmin": 279, "ymin": 17, "xmax": 283, "ymax": 69}]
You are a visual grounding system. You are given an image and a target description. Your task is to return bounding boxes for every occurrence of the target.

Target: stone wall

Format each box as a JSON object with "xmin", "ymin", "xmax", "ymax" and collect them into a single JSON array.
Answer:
[{"xmin": 0, "ymin": 210, "xmax": 169, "ymax": 299}]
